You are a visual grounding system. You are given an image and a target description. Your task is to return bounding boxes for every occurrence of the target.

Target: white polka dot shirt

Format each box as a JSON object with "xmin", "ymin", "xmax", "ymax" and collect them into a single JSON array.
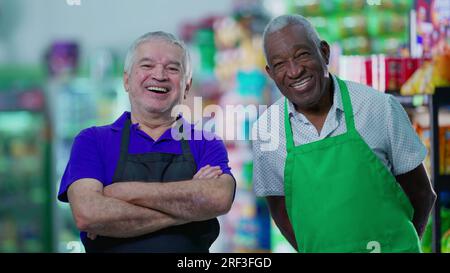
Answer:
[{"xmin": 252, "ymin": 74, "xmax": 427, "ymax": 197}]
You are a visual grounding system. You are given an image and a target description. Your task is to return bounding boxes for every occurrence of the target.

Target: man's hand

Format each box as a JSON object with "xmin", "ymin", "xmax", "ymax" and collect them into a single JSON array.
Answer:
[
  {"xmin": 68, "ymin": 178, "xmax": 184, "ymax": 238},
  {"xmin": 103, "ymin": 165, "xmax": 223, "ymax": 201},
  {"xmin": 87, "ymin": 232, "xmax": 97, "ymax": 240},
  {"xmin": 103, "ymin": 182, "xmax": 136, "ymax": 202},
  {"xmin": 100, "ymin": 166, "xmax": 234, "ymax": 222},
  {"xmin": 193, "ymin": 165, "xmax": 222, "ymax": 180}
]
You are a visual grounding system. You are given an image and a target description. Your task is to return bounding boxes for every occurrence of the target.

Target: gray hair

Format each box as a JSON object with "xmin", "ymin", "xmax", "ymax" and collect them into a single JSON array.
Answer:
[
  {"xmin": 262, "ymin": 14, "xmax": 322, "ymax": 62},
  {"xmin": 124, "ymin": 31, "xmax": 192, "ymax": 81}
]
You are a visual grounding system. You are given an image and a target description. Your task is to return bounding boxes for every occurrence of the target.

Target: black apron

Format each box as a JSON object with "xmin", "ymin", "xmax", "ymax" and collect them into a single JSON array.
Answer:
[{"xmin": 82, "ymin": 118, "xmax": 220, "ymax": 253}]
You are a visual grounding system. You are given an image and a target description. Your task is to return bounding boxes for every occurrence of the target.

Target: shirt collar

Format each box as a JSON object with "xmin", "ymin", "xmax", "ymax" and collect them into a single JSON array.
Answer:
[
  {"xmin": 110, "ymin": 111, "xmax": 130, "ymax": 131},
  {"xmin": 110, "ymin": 111, "xmax": 194, "ymax": 141},
  {"xmin": 287, "ymin": 74, "xmax": 344, "ymax": 123}
]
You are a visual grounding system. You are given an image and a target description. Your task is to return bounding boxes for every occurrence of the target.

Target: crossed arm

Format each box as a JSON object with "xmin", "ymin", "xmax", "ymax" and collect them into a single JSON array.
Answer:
[{"xmin": 67, "ymin": 165, "xmax": 235, "ymax": 238}]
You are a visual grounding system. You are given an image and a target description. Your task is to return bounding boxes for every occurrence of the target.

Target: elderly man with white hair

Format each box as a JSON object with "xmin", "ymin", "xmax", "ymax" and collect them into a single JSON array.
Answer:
[
  {"xmin": 58, "ymin": 31, "xmax": 235, "ymax": 253},
  {"xmin": 252, "ymin": 14, "xmax": 436, "ymax": 253}
]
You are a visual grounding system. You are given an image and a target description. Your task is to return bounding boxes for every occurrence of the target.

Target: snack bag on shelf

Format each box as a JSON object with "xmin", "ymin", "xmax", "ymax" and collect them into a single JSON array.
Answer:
[
  {"xmin": 401, "ymin": 49, "xmax": 450, "ymax": 95},
  {"xmin": 433, "ymin": 49, "xmax": 450, "ymax": 87},
  {"xmin": 400, "ymin": 61, "xmax": 434, "ymax": 95},
  {"xmin": 399, "ymin": 58, "xmax": 419, "ymax": 86},
  {"xmin": 400, "ymin": 61, "xmax": 428, "ymax": 95}
]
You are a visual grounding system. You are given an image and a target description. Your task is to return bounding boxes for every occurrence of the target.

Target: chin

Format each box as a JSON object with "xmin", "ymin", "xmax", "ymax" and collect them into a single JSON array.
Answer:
[{"xmin": 145, "ymin": 107, "xmax": 166, "ymax": 114}]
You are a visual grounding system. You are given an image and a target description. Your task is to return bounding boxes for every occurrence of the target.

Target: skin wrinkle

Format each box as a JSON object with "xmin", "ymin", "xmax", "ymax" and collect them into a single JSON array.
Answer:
[
  {"xmin": 67, "ymin": 33, "xmax": 235, "ymax": 242},
  {"xmin": 265, "ymin": 24, "xmax": 332, "ymax": 134},
  {"xmin": 260, "ymin": 15, "xmax": 436, "ymax": 252}
]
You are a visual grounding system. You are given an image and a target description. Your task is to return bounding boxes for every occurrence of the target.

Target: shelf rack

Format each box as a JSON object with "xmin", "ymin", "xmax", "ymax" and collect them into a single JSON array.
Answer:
[{"xmin": 430, "ymin": 87, "xmax": 450, "ymax": 253}]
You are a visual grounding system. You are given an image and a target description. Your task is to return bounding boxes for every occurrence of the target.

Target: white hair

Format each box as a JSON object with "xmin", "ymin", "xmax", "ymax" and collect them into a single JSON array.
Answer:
[
  {"xmin": 262, "ymin": 14, "xmax": 322, "ymax": 62},
  {"xmin": 124, "ymin": 31, "xmax": 192, "ymax": 81}
]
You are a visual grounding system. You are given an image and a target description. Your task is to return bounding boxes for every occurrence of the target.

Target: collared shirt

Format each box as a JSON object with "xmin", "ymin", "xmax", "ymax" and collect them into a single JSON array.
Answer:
[
  {"xmin": 252, "ymin": 74, "xmax": 427, "ymax": 197},
  {"xmin": 58, "ymin": 111, "xmax": 233, "ymax": 202}
]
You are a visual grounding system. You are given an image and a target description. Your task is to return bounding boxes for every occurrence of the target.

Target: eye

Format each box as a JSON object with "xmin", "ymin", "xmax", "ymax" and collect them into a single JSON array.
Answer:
[
  {"xmin": 295, "ymin": 52, "xmax": 309, "ymax": 58},
  {"xmin": 273, "ymin": 61, "xmax": 284, "ymax": 69},
  {"xmin": 167, "ymin": 66, "xmax": 180, "ymax": 72}
]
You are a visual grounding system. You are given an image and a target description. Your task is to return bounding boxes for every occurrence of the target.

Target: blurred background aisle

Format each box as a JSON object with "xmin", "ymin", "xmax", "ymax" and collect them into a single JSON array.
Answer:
[{"xmin": 0, "ymin": 0, "xmax": 449, "ymax": 253}]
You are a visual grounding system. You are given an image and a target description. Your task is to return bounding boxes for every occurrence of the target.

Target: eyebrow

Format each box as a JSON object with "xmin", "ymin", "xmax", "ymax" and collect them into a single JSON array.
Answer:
[
  {"xmin": 270, "ymin": 44, "xmax": 313, "ymax": 62},
  {"xmin": 138, "ymin": 57, "xmax": 182, "ymax": 67}
]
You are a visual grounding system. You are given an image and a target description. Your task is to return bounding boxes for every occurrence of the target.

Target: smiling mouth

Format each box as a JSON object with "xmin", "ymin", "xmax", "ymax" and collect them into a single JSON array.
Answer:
[
  {"xmin": 289, "ymin": 76, "xmax": 313, "ymax": 90},
  {"xmin": 146, "ymin": 86, "xmax": 169, "ymax": 93}
]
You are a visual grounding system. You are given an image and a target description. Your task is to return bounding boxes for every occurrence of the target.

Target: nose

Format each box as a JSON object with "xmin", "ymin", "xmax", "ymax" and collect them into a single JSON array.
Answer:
[
  {"xmin": 286, "ymin": 59, "xmax": 303, "ymax": 79},
  {"xmin": 152, "ymin": 64, "xmax": 168, "ymax": 81}
]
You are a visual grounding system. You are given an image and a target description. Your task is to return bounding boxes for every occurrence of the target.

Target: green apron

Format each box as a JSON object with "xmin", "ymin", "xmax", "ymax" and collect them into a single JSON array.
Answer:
[{"xmin": 283, "ymin": 77, "xmax": 421, "ymax": 253}]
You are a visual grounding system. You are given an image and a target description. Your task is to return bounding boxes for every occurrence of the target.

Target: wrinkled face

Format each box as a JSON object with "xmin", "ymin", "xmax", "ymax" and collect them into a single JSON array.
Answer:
[
  {"xmin": 265, "ymin": 24, "xmax": 330, "ymax": 111},
  {"xmin": 124, "ymin": 40, "xmax": 190, "ymax": 116}
]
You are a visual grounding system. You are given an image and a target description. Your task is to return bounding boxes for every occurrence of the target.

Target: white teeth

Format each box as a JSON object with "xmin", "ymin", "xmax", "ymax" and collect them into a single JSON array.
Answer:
[
  {"xmin": 290, "ymin": 77, "xmax": 311, "ymax": 89},
  {"xmin": 146, "ymin": 86, "xmax": 168, "ymax": 93}
]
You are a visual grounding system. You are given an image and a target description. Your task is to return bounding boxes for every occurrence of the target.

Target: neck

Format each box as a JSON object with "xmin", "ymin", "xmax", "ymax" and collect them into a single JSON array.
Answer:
[
  {"xmin": 293, "ymin": 77, "xmax": 334, "ymax": 134},
  {"xmin": 295, "ymin": 77, "xmax": 333, "ymax": 117},
  {"xmin": 131, "ymin": 110, "xmax": 177, "ymax": 140}
]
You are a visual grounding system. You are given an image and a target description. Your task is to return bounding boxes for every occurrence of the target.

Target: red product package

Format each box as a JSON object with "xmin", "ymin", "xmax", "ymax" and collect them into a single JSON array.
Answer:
[
  {"xmin": 365, "ymin": 58, "xmax": 373, "ymax": 87},
  {"xmin": 385, "ymin": 57, "xmax": 401, "ymax": 91},
  {"xmin": 399, "ymin": 58, "xmax": 419, "ymax": 86}
]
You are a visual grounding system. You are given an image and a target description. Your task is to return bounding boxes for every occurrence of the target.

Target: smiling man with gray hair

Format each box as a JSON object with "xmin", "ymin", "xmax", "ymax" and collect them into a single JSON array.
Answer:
[
  {"xmin": 252, "ymin": 14, "xmax": 436, "ymax": 253},
  {"xmin": 58, "ymin": 31, "xmax": 235, "ymax": 253}
]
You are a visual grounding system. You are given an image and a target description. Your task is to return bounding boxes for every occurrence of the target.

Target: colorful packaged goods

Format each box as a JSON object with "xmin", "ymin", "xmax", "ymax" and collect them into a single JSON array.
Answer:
[{"xmin": 401, "ymin": 51, "xmax": 450, "ymax": 95}]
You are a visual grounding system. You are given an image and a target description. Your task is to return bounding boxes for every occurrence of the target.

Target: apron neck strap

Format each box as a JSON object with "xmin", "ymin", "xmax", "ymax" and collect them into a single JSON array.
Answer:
[
  {"xmin": 120, "ymin": 118, "xmax": 132, "ymax": 154},
  {"xmin": 112, "ymin": 117, "xmax": 194, "ymax": 182},
  {"xmin": 125, "ymin": 117, "xmax": 192, "ymax": 156},
  {"xmin": 176, "ymin": 119, "xmax": 193, "ymax": 155},
  {"xmin": 335, "ymin": 76, "xmax": 356, "ymax": 132},
  {"xmin": 283, "ymin": 76, "xmax": 356, "ymax": 152},
  {"xmin": 112, "ymin": 117, "xmax": 132, "ymax": 182},
  {"xmin": 284, "ymin": 98, "xmax": 294, "ymax": 152}
]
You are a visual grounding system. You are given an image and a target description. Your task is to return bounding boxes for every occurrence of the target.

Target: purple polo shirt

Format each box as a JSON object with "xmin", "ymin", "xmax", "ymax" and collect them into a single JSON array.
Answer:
[{"xmin": 58, "ymin": 111, "xmax": 234, "ymax": 202}]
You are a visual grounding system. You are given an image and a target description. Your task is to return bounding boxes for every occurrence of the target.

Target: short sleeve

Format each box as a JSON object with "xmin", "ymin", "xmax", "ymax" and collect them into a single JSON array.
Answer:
[
  {"xmin": 251, "ymin": 121, "xmax": 285, "ymax": 197},
  {"xmin": 385, "ymin": 95, "xmax": 427, "ymax": 175},
  {"xmin": 194, "ymin": 136, "xmax": 236, "ymax": 200},
  {"xmin": 195, "ymin": 137, "xmax": 233, "ymax": 179},
  {"xmin": 58, "ymin": 128, "xmax": 105, "ymax": 202}
]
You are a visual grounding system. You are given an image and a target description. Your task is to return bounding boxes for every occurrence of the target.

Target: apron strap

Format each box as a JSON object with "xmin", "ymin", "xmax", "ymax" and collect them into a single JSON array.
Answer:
[
  {"xmin": 283, "ymin": 76, "xmax": 357, "ymax": 153},
  {"xmin": 113, "ymin": 116, "xmax": 197, "ymax": 182},
  {"xmin": 112, "ymin": 118, "xmax": 131, "ymax": 182},
  {"xmin": 336, "ymin": 77, "xmax": 356, "ymax": 133},
  {"xmin": 178, "ymin": 121, "xmax": 196, "ymax": 166},
  {"xmin": 177, "ymin": 119, "xmax": 191, "ymax": 156},
  {"xmin": 284, "ymin": 98, "xmax": 295, "ymax": 153}
]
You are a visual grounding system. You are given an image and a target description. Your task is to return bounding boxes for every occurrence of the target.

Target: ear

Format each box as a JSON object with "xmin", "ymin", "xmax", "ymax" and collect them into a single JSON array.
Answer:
[
  {"xmin": 265, "ymin": 65, "xmax": 274, "ymax": 80},
  {"xmin": 319, "ymin": 41, "xmax": 330, "ymax": 65},
  {"xmin": 123, "ymin": 72, "xmax": 130, "ymax": 92},
  {"xmin": 184, "ymin": 77, "xmax": 193, "ymax": 99}
]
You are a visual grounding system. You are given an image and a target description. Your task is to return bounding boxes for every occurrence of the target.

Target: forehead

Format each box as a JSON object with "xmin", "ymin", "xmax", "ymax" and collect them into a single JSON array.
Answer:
[
  {"xmin": 135, "ymin": 39, "xmax": 184, "ymax": 63},
  {"xmin": 265, "ymin": 24, "xmax": 315, "ymax": 56}
]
